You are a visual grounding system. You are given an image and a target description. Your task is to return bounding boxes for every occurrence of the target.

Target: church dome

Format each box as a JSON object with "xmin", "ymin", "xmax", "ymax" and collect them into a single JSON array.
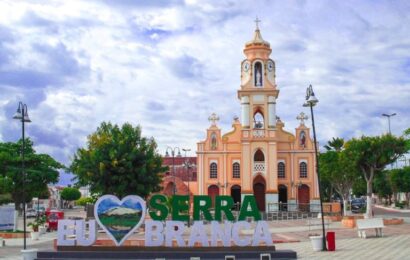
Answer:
[{"xmin": 245, "ymin": 27, "xmax": 270, "ymax": 48}]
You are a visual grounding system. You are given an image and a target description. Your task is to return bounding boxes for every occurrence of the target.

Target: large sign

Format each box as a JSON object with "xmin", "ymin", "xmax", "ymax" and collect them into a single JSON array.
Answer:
[
  {"xmin": 0, "ymin": 206, "xmax": 15, "ymax": 231},
  {"xmin": 57, "ymin": 194, "xmax": 273, "ymax": 247}
]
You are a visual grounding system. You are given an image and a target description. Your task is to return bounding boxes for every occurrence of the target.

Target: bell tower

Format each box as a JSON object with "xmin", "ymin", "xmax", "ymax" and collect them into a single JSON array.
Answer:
[{"xmin": 238, "ymin": 19, "xmax": 280, "ymax": 211}]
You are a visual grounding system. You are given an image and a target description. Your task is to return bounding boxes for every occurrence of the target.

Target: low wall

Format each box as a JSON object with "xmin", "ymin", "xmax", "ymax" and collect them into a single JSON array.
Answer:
[
  {"xmin": 342, "ymin": 216, "xmax": 404, "ymax": 228},
  {"xmin": 341, "ymin": 215, "xmax": 364, "ymax": 228},
  {"xmin": 383, "ymin": 218, "xmax": 404, "ymax": 225},
  {"xmin": 0, "ymin": 232, "xmax": 29, "ymax": 239},
  {"xmin": 323, "ymin": 202, "xmax": 342, "ymax": 215}
]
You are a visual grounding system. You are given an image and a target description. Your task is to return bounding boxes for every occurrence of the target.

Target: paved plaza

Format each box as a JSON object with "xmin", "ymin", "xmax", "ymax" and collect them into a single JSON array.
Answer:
[{"xmin": 1, "ymin": 208, "xmax": 410, "ymax": 259}]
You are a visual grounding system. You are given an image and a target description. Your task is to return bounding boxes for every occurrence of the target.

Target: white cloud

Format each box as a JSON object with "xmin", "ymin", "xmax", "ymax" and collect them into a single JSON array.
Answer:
[{"xmin": 0, "ymin": 0, "xmax": 409, "ymax": 185}]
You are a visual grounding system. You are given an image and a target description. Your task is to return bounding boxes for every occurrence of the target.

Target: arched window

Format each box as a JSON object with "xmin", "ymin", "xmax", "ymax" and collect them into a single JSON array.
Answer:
[
  {"xmin": 253, "ymin": 111, "xmax": 264, "ymax": 129},
  {"xmin": 254, "ymin": 149, "xmax": 265, "ymax": 162},
  {"xmin": 300, "ymin": 162, "xmax": 307, "ymax": 178},
  {"xmin": 278, "ymin": 162, "xmax": 285, "ymax": 178},
  {"xmin": 233, "ymin": 162, "xmax": 240, "ymax": 178},
  {"xmin": 211, "ymin": 132, "xmax": 217, "ymax": 150},
  {"xmin": 210, "ymin": 162, "xmax": 217, "ymax": 179},
  {"xmin": 254, "ymin": 61, "xmax": 263, "ymax": 87}
]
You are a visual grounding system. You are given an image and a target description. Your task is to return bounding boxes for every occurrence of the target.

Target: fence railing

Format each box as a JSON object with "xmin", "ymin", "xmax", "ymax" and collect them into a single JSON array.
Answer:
[
  {"xmin": 264, "ymin": 202, "xmax": 341, "ymax": 221},
  {"xmin": 267, "ymin": 202, "xmax": 340, "ymax": 214}
]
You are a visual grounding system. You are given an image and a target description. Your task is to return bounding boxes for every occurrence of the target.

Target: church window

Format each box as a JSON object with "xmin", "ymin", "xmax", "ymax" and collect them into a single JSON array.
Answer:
[
  {"xmin": 210, "ymin": 162, "xmax": 217, "ymax": 179},
  {"xmin": 211, "ymin": 133, "xmax": 217, "ymax": 150},
  {"xmin": 299, "ymin": 162, "xmax": 307, "ymax": 178},
  {"xmin": 254, "ymin": 61, "xmax": 263, "ymax": 87},
  {"xmin": 278, "ymin": 162, "xmax": 285, "ymax": 178},
  {"xmin": 233, "ymin": 162, "xmax": 240, "ymax": 178},
  {"xmin": 254, "ymin": 149, "xmax": 265, "ymax": 162},
  {"xmin": 253, "ymin": 111, "xmax": 264, "ymax": 129}
]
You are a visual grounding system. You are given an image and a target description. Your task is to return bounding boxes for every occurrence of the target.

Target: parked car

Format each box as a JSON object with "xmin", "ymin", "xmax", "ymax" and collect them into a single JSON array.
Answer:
[
  {"xmin": 351, "ymin": 198, "xmax": 366, "ymax": 213},
  {"xmin": 35, "ymin": 207, "xmax": 46, "ymax": 216},
  {"xmin": 26, "ymin": 209, "xmax": 37, "ymax": 218}
]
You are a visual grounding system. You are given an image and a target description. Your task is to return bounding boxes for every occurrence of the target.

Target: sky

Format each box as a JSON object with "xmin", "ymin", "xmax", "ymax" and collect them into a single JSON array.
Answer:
[
  {"xmin": 97, "ymin": 196, "xmax": 143, "ymax": 215},
  {"xmin": 0, "ymin": 0, "xmax": 409, "ymax": 185}
]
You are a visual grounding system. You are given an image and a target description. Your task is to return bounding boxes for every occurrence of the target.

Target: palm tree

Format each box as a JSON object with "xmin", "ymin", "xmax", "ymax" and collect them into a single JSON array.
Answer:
[{"xmin": 324, "ymin": 137, "xmax": 345, "ymax": 151}]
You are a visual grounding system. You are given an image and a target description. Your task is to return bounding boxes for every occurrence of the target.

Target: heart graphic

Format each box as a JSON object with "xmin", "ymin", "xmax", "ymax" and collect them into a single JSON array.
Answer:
[{"xmin": 94, "ymin": 195, "xmax": 146, "ymax": 246}]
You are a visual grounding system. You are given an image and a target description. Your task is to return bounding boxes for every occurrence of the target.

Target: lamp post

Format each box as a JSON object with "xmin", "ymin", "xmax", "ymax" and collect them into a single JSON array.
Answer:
[
  {"xmin": 293, "ymin": 180, "xmax": 302, "ymax": 211},
  {"xmin": 382, "ymin": 113, "xmax": 396, "ymax": 134},
  {"xmin": 12, "ymin": 102, "xmax": 31, "ymax": 250},
  {"xmin": 166, "ymin": 147, "xmax": 181, "ymax": 195},
  {"xmin": 182, "ymin": 148, "xmax": 191, "ymax": 226},
  {"xmin": 182, "ymin": 149, "xmax": 191, "ymax": 197},
  {"xmin": 303, "ymin": 84, "xmax": 327, "ymax": 251}
]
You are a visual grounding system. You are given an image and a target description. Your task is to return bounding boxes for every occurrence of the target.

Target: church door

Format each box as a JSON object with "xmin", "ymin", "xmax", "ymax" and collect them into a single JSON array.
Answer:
[
  {"xmin": 278, "ymin": 185, "xmax": 288, "ymax": 211},
  {"xmin": 230, "ymin": 185, "xmax": 241, "ymax": 210},
  {"xmin": 208, "ymin": 185, "xmax": 219, "ymax": 207},
  {"xmin": 298, "ymin": 184, "xmax": 310, "ymax": 212},
  {"xmin": 253, "ymin": 175, "xmax": 266, "ymax": 211}
]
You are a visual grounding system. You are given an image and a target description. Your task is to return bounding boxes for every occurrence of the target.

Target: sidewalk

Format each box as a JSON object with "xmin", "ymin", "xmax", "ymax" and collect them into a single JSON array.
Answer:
[
  {"xmin": 0, "ymin": 232, "xmax": 56, "ymax": 259},
  {"xmin": 276, "ymin": 234, "xmax": 410, "ymax": 260}
]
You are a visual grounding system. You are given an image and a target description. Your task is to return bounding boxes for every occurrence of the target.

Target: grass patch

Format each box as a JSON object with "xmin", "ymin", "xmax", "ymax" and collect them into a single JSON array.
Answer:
[{"xmin": 99, "ymin": 214, "xmax": 141, "ymax": 228}]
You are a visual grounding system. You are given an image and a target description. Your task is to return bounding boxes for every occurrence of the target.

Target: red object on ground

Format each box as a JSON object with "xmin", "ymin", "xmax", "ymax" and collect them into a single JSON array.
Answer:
[
  {"xmin": 327, "ymin": 231, "xmax": 336, "ymax": 251},
  {"xmin": 46, "ymin": 210, "xmax": 64, "ymax": 231}
]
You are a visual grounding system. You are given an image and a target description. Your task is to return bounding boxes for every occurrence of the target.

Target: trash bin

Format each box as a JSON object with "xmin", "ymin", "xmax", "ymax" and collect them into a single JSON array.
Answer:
[{"xmin": 327, "ymin": 231, "xmax": 336, "ymax": 251}]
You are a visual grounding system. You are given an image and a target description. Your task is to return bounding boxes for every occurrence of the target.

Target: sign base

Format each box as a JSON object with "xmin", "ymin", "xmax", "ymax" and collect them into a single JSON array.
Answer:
[{"xmin": 38, "ymin": 246, "xmax": 297, "ymax": 259}]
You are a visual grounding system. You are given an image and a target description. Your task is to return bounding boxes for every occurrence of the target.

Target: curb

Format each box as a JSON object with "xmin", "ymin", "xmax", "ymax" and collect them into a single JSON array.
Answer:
[{"xmin": 374, "ymin": 204, "xmax": 410, "ymax": 213}]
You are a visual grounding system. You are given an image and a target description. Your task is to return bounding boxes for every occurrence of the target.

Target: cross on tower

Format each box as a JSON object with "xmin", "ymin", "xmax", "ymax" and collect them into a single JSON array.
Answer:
[
  {"xmin": 208, "ymin": 113, "xmax": 220, "ymax": 126},
  {"xmin": 254, "ymin": 16, "xmax": 261, "ymax": 29},
  {"xmin": 296, "ymin": 112, "xmax": 308, "ymax": 125}
]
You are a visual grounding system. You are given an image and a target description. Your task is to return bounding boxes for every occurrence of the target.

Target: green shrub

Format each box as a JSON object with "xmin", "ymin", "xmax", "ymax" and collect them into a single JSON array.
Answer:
[{"xmin": 76, "ymin": 197, "xmax": 94, "ymax": 206}]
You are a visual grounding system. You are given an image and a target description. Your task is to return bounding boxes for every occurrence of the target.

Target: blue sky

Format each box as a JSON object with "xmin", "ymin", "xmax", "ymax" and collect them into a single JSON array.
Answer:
[{"xmin": 0, "ymin": 0, "xmax": 409, "ymax": 185}]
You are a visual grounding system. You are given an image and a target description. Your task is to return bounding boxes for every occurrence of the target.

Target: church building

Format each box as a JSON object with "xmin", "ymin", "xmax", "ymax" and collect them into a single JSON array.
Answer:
[{"xmin": 196, "ymin": 23, "xmax": 320, "ymax": 212}]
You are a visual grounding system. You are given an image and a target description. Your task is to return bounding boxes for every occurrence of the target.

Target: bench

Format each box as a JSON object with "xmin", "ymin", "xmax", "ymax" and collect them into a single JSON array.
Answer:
[
  {"xmin": 307, "ymin": 218, "xmax": 331, "ymax": 231},
  {"xmin": 356, "ymin": 218, "xmax": 385, "ymax": 238}
]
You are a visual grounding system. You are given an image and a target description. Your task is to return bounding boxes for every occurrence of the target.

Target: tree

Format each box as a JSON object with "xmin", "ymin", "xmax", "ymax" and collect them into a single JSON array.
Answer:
[
  {"xmin": 345, "ymin": 134, "xmax": 408, "ymax": 218},
  {"xmin": 373, "ymin": 170, "xmax": 393, "ymax": 204},
  {"xmin": 324, "ymin": 137, "xmax": 344, "ymax": 151},
  {"xmin": 61, "ymin": 187, "xmax": 81, "ymax": 203},
  {"xmin": 351, "ymin": 174, "xmax": 367, "ymax": 197},
  {"xmin": 0, "ymin": 139, "xmax": 63, "ymax": 211},
  {"xmin": 404, "ymin": 128, "xmax": 410, "ymax": 150},
  {"xmin": 389, "ymin": 166, "xmax": 410, "ymax": 207},
  {"xmin": 70, "ymin": 122, "xmax": 167, "ymax": 198},
  {"xmin": 320, "ymin": 138, "xmax": 361, "ymax": 215},
  {"xmin": 0, "ymin": 193, "xmax": 12, "ymax": 205}
]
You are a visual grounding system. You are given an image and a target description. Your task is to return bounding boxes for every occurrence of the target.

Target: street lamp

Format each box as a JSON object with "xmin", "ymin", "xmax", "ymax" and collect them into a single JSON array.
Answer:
[
  {"xmin": 382, "ymin": 113, "xmax": 396, "ymax": 134},
  {"xmin": 12, "ymin": 102, "xmax": 31, "ymax": 250},
  {"xmin": 166, "ymin": 147, "xmax": 181, "ymax": 195},
  {"xmin": 292, "ymin": 180, "xmax": 303, "ymax": 210},
  {"xmin": 182, "ymin": 149, "xmax": 191, "ymax": 197},
  {"xmin": 182, "ymin": 148, "xmax": 191, "ymax": 226},
  {"xmin": 303, "ymin": 84, "xmax": 327, "ymax": 251}
]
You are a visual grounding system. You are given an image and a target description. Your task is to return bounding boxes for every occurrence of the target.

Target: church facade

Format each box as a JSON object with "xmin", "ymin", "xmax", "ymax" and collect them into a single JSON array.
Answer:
[{"xmin": 196, "ymin": 25, "xmax": 320, "ymax": 212}]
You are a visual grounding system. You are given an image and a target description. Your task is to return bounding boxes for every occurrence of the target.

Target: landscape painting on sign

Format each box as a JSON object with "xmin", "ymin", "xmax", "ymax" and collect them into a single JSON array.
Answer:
[{"xmin": 96, "ymin": 196, "xmax": 143, "ymax": 243}]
